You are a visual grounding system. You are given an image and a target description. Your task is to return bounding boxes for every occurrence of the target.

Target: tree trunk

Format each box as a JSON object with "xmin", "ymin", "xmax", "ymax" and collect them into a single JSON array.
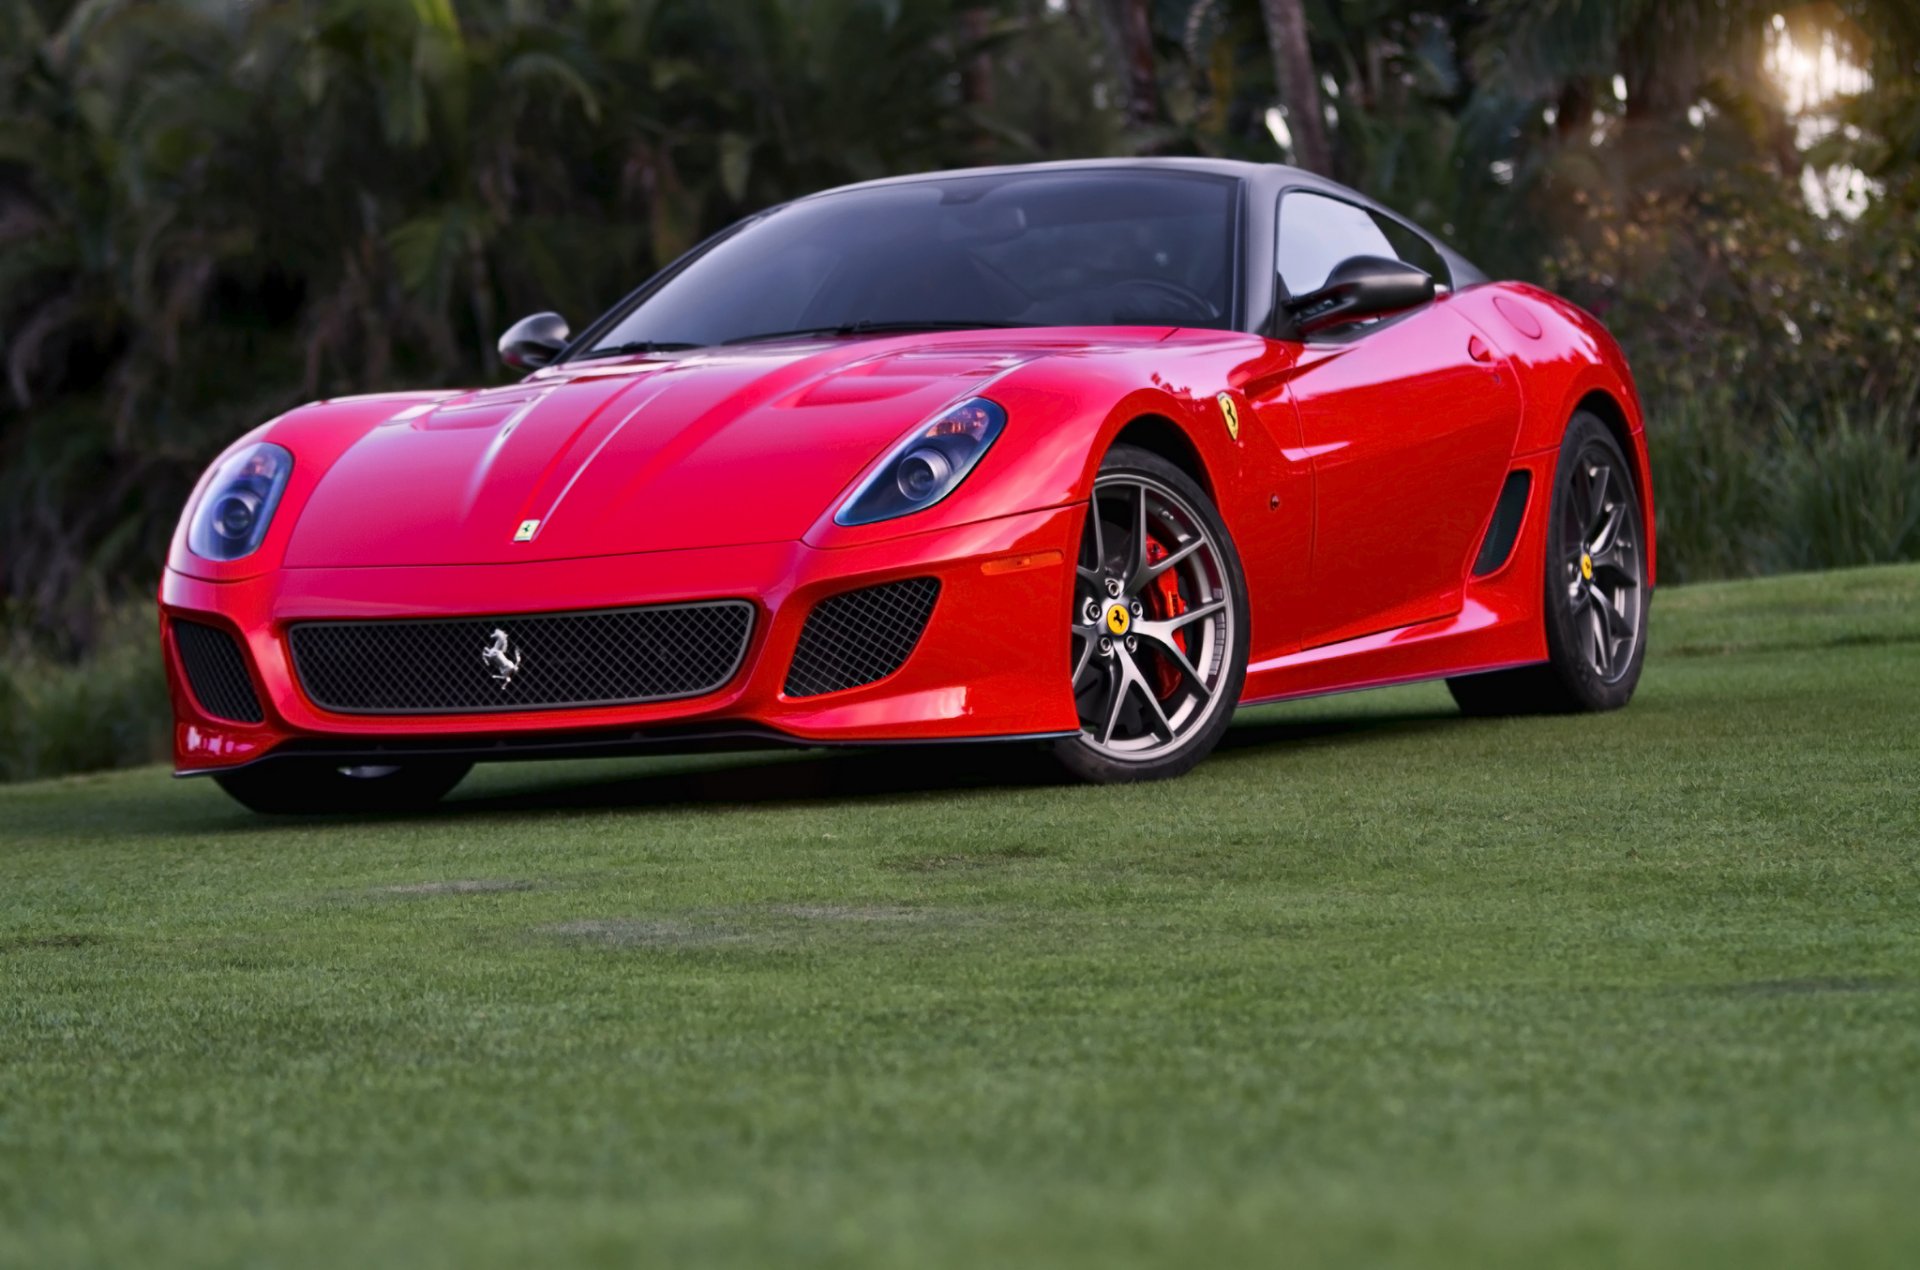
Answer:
[
  {"xmin": 1105, "ymin": 0, "xmax": 1159, "ymax": 127},
  {"xmin": 1259, "ymin": 0, "xmax": 1330, "ymax": 174},
  {"xmin": 959, "ymin": 7, "xmax": 995, "ymax": 111},
  {"xmin": 959, "ymin": 6, "xmax": 996, "ymax": 159}
]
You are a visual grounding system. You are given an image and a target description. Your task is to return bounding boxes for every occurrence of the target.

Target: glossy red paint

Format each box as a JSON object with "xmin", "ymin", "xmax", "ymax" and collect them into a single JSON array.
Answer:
[{"xmin": 162, "ymin": 282, "xmax": 1652, "ymax": 775}]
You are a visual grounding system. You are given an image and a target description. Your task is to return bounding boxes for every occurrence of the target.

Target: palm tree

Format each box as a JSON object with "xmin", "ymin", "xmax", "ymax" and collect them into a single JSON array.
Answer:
[
  {"xmin": 1260, "ymin": 0, "xmax": 1331, "ymax": 172},
  {"xmin": 0, "ymin": 0, "xmax": 1122, "ymax": 645}
]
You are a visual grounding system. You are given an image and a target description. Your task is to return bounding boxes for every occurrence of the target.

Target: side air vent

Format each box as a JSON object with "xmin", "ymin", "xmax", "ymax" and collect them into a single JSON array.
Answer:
[
  {"xmin": 1472, "ymin": 470, "xmax": 1533, "ymax": 576},
  {"xmin": 784, "ymin": 578, "xmax": 941, "ymax": 698},
  {"xmin": 173, "ymin": 620, "xmax": 265, "ymax": 724}
]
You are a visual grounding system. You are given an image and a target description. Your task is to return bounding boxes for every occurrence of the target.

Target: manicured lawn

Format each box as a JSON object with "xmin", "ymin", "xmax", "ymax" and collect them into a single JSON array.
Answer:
[{"xmin": 2, "ymin": 564, "xmax": 1917, "ymax": 1269}]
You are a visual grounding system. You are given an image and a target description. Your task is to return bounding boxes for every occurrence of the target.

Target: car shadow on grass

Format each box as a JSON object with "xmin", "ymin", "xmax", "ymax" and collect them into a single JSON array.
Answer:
[
  {"xmin": 119, "ymin": 703, "xmax": 1466, "ymax": 833},
  {"xmin": 448, "ymin": 744, "xmax": 1062, "ymax": 816},
  {"xmin": 1216, "ymin": 706, "xmax": 1462, "ymax": 755},
  {"xmin": 428, "ymin": 705, "xmax": 1466, "ymax": 819}
]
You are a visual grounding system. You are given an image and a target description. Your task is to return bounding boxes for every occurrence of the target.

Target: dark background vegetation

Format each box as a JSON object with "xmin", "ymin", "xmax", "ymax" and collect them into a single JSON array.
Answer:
[{"xmin": 2, "ymin": 0, "xmax": 1917, "ymax": 777}]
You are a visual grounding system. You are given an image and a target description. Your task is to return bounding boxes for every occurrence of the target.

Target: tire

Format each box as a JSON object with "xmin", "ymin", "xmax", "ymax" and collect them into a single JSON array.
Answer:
[
  {"xmin": 214, "ymin": 759, "xmax": 473, "ymax": 815},
  {"xmin": 1448, "ymin": 411, "xmax": 1650, "ymax": 716},
  {"xmin": 1053, "ymin": 444, "xmax": 1250, "ymax": 783}
]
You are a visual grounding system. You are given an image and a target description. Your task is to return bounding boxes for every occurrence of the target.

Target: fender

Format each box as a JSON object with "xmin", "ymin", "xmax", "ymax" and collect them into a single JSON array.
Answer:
[
  {"xmin": 802, "ymin": 330, "xmax": 1296, "ymax": 551},
  {"xmin": 1450, "ymin": 284, "xmax": 1656, "ymax": 587},
  {"xmin": 166, "ymin": 392, "xmax": 455, "ymax": 582}
]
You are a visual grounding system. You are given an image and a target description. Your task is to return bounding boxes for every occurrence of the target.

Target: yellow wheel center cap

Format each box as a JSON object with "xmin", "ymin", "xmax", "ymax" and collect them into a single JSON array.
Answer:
[
  {"xmin": 1580, "ymin": 553, "xmax": 1594, "ymax": 581},
  {"xmin": 1105, "ymin": 604, "xmax": 1131, "ymax": 636}
]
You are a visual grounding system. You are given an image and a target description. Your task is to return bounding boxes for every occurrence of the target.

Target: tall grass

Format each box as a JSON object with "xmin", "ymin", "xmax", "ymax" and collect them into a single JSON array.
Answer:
[
  {"xmin": 1648, "ymin": 382, "xmax": 1920, "ymax": 583},
  {"xmin": 0, "ymin": 604, "xmax": 170, "ymax": 783},
  {"xmin": 1, "ymin": 387, "xmax": 1916, "ymax": 784}
]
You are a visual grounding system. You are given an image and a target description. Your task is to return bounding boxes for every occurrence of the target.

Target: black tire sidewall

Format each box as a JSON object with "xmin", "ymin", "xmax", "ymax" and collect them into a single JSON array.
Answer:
[{"xmin": 1542, "ymin": 414, "xmax": 1649, "ymax": 711}]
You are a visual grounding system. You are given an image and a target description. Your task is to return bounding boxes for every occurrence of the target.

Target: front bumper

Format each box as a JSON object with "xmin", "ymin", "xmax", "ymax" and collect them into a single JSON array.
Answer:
[{"xmin": 161, "ymin": 506, "xmax": 1083, "ymax": 774}]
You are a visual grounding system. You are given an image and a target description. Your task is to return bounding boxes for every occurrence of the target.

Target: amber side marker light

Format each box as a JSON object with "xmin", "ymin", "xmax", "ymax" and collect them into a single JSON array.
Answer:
[{"xmin": 980, "ymin": 549, "xmax": 1064, "ymax": 576}]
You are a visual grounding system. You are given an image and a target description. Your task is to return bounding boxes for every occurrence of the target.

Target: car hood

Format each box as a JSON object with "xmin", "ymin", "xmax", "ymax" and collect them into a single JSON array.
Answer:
[{"xmin": 281, "ymin": 338, "xmax": 1071, "ymax": 568}]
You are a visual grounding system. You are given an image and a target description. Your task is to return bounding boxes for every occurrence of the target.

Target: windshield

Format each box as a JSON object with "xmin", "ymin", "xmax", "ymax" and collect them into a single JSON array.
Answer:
[{"xmin": 576, "ymin": 169, "xmax": 1240, "ymax": 355}]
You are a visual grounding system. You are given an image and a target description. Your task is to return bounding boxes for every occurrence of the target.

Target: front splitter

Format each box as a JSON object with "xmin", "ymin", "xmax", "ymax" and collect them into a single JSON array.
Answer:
[{"xmin": 173, "ymin": 722, "xmax": 1080, "ymax": 777}]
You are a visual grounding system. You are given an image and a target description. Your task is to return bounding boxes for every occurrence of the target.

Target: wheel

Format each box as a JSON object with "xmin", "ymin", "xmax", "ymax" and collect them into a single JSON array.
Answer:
[
  {"xmin": 214, "ymin": 759, "xmax": 473, "ymax": 815},
  {"xmin": 1448, "ymin": 411, "xmax": 1649, "ymax": 716},
  {"xmin": 1053, "ymin": 444, "xmax": 1249, "ymax": 783}
]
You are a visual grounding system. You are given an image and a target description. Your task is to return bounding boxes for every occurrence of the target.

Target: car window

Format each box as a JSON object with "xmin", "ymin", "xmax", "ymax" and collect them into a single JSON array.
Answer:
[
  {"xmin": 1373, "ymin": 216, "xmax": 1449, "ymax": 288},
  {"xmin": 1276, "ymin": 191, "xmax": 1446, "ymax": 296},
  {"xmin": 579, "ymin": 170, "xmax": 1240, "ymax": 353},
  {"xmin": 1276, "ymin": 192, "xmax": 1396, "ymax": 297}
]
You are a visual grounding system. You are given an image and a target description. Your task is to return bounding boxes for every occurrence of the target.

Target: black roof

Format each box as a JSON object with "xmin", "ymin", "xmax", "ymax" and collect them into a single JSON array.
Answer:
[{"xmin": 807, "ymin": 157, "xmax": 1486, "ymax": 289}]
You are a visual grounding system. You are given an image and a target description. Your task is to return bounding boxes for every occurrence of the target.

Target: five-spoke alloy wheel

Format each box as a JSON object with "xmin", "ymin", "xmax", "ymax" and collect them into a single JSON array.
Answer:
[
  {"xmin": 1560, "ymin": 428, "xmax": 1644, "ymax": 684},
  {"xmin": 1054, "ymin": 445, "xmax": 1248, "ymax": 783}
]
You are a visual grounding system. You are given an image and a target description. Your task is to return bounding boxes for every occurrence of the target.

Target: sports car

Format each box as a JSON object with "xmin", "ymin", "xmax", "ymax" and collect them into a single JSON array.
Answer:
[{"xmin": 160, "ymin": 158, "xmax": 1654, "ymax": 813}]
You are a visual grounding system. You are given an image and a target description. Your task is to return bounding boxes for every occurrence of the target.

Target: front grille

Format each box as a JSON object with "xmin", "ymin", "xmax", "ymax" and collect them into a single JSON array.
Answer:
[
  {"xmin": 288, "ymin": 601, "xmax": 754, "ymax": 715},
  {"xmin": 173, "ymin": 620, "xmax": 264, "ymax": 724},
  {"xmin": 784, "ymin": 578, "xmax": 940, "ymax": 698}
]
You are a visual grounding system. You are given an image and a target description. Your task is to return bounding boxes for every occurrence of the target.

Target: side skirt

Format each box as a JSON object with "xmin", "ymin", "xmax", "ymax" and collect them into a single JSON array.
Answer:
[{"xmin": 1238, "ymin": 599, "xmax": 1546, "ymax": 708}]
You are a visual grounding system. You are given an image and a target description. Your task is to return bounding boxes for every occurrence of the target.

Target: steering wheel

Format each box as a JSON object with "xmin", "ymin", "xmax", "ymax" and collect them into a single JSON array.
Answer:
[{"xmin": 1109, "ymin": 277, "xmax": 1221, "ymax": 325}]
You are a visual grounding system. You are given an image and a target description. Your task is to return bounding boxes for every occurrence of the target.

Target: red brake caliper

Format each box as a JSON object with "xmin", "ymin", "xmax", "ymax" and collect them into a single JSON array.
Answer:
[{"xmin": 1142, "ymin": 538, "xmax": 1188, "ymax": 699}]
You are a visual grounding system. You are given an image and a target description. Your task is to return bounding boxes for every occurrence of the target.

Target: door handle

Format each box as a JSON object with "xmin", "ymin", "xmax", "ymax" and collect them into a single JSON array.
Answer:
[{"xmin": 1468, "ymin": 335, "xmax": 1494, "ymax": 363}]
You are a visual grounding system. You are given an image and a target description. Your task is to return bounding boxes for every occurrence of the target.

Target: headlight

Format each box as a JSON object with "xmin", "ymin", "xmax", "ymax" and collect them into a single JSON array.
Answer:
[
  {"xmin": 187, "ymin": 442, "xmax": 293, "ymax": 561},
  {"xmin": 835, "ymin": 397, "xmax": 1006, "ymax": 526}
]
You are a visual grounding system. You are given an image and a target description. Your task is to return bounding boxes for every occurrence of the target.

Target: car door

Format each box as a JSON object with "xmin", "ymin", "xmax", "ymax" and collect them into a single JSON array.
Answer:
[{"xmin": 1261, "ymin": 190, "xmax": 1522, "ymax": 649}]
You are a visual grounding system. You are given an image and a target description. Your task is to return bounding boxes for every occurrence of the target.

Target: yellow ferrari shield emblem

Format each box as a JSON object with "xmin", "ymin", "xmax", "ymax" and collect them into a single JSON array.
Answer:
[
  {"xmin": 1217, "ymin": 392, "xmax": 1240, "ymax": 441},
  {"xmin": 1580, "ymin": 552, "xmax": 1594, "ymax": 581},
  {"xmin": 1105, "ymin": 604, "xmax": 1131, "ymax": 636},
  {"xmin": 514, "ymin": 519, "xmax": 540, "ymax": 543}
]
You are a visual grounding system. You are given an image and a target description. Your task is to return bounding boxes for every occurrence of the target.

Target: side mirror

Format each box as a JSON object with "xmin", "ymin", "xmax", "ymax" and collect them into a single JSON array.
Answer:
[
  {"xmin": 498, "ymin": 312, "xmax": 570, "ymax": 370},
  {"xmin": 1283, "ymin": 255, "xmax": 1435, "ymax": 335}
]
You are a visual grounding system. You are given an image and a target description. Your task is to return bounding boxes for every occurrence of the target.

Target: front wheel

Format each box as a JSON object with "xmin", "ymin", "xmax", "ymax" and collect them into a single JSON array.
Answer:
[
  {"xmin": 1448, "ymin": 411, "xmax": 1649, "ymax": 716},
  {"xmin": 214, "ymin": 759, "xmax": 473, "ymax": 815},
  {"xmin": 1052, "ymin": 445, "xmax": 1249, "ymax": 783}
]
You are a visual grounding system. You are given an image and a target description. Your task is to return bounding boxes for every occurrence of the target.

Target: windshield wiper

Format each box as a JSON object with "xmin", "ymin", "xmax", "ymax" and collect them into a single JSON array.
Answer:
[
  {"xmin": 569, "ymin": 340, "xmax": 702, "ymax": 362},
  {"xmin": 723, "ymin": 319, "xmax": 1026, "ymax": 345}
]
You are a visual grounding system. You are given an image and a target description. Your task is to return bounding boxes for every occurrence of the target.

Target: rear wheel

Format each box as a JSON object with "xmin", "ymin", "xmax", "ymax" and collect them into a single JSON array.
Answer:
[
  {"xmin": 214, "ymin": 759, "xmax": 472, "ymax": 815},
  {"xmin": 1053, "ymin": 445, "xmax": 1249, "ymax": 783},
  {"xmin": 1448, "ymin": 411, "xmax": 1649, "ymax": 716}
]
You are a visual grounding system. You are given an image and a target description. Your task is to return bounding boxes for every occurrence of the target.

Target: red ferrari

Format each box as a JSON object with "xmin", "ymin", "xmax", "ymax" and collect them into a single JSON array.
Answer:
[{"xmin": 161, "ymin": 159, "xmax": 1653, "ymax": 813}]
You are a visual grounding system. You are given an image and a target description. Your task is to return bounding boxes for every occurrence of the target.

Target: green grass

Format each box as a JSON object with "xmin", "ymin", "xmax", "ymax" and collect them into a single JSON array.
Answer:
[
  {"xmin": 1644, "ymin": 386, "xmax": 1920, "ymax": 584},
  {"xmin": 3, "ymin": 565, "xmax": 1918, "ymax": 1269}
]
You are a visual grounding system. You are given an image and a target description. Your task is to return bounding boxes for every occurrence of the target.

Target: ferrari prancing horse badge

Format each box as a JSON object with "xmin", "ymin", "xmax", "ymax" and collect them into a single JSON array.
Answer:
[{"xmin": 1217, "ymin": 392, "xmax": 1240, "ymax": 441}]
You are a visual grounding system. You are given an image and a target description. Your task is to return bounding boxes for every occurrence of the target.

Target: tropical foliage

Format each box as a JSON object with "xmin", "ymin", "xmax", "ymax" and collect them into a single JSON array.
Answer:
[{"xmin": 1, "ymin": 0, "xmax": 1916, "ymax": 653}]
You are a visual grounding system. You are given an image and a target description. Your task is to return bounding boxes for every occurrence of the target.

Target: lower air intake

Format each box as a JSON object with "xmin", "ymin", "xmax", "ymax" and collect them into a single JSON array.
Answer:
[
  {"xmin": 288, "ymin": 601, "xmax": 754, "ymax": 715},
  {"xmin": 784, "ymin": 578, "xmax": 941, "ymax": 698},
  {"xmin": 173, "ymin": 620, "xmax": 265, "ymax": 724}
]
